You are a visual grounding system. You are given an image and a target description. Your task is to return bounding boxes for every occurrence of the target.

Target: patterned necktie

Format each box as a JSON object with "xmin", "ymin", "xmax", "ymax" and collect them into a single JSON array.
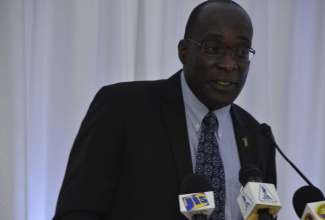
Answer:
[{"xmin": 195, "ymin": 112, "xmax": 226, "ymax": 220}]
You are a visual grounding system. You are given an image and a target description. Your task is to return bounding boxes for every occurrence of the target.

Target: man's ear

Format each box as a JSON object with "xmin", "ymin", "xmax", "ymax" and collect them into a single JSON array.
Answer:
[{"xmin": 178, "ymin": 39, "xmax": 188, "ymax": 64}]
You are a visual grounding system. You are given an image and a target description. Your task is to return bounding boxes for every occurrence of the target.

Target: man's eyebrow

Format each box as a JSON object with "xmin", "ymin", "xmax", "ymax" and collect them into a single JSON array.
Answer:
[
  {"xmin": 202, "ymin": 33, "xmax": 252, "ymax": 43},
  {"xmin": 237, "ymin": 35, "xmax": 252, "ymax": 44}
]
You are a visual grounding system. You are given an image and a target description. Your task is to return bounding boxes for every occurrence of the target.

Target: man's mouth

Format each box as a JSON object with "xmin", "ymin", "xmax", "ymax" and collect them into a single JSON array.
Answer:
[{"xmin": 216, "ymin": 80, "xmax": 236, "ymax": 86}]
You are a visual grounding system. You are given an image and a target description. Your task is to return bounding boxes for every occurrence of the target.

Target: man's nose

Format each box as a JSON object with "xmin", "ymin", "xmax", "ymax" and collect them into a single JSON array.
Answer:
[{"xmin": 217, "ymin": 50, "xmax": 238, "ymax": 72}]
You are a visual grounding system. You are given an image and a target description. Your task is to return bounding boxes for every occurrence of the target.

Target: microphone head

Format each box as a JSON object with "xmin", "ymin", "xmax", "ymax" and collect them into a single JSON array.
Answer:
[
  {"xmin": 239, "ymin": 164, "xmax": 262, "ymax": 186},
  {"xmin": 292, "ymin": 185, "xmax": 325, "ymax": 218},
  {"xmin": 180, "ymin": 173, "xmax": 212, "ymax": 194},
  {"xmin": 260, "ymin": 123, "xmax": 275, "ymax": 141}
]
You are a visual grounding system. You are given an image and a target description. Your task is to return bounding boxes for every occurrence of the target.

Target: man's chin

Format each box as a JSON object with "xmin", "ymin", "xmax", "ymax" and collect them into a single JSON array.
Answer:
[{"xmin": 204, "ymin": 100, "xmax": 233, "ymax": 111}]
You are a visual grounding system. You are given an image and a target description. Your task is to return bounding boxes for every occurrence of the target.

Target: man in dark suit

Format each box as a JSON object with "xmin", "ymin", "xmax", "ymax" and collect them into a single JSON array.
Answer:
[{"xmin": 53, "ymin": 1, "xmax": 276, "ymax": 219}]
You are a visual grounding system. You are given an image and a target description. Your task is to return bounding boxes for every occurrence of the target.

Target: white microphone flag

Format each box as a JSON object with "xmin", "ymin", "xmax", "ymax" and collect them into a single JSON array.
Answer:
[
  {"xmin": 237, "ymin": 182, "xmax": 281, "ymax": 220},
  {"xmin": 179, "ymin": 191, "xmax": 215, "ymax": 219},
  {"xmin": 300, "ymin": 201, "xmax": 325, "ymax": 220}
]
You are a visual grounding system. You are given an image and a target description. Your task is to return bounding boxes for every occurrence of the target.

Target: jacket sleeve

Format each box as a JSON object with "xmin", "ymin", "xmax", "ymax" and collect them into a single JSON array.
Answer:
[{"xmin": 53, "ymin": 86, "xmax": 124, "ymax": 220}]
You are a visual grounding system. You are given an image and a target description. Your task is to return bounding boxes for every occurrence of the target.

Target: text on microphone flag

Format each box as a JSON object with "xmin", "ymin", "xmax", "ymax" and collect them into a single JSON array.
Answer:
[{"xmin": 181, "ymin": 193, "xmax": 209, "ymax": 211}]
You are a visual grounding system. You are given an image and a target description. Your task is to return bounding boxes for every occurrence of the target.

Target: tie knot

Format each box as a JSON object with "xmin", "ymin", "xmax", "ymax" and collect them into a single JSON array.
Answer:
[{"xmin": 202, "ymin": 111, "xmax": 218, "ymax": 129}]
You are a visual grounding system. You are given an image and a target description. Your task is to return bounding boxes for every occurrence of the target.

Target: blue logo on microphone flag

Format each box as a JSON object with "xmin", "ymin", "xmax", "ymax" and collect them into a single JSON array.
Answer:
[
  {"xmin": 181, "ymin": 193, "xmax": 209, "ymax": 211},
  {"xmin": 240, "ymin": 192, "xmax": 253, "ymax": 213},
  {"xmin": 259, "ymin": 184, "xmax": 277, "ymax": 203}
]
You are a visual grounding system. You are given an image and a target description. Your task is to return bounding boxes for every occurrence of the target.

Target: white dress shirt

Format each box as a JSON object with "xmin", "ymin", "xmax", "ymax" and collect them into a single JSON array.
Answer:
[{"xmin": 181, "ymin": 71, "xmax": 243, "ymax": 220}]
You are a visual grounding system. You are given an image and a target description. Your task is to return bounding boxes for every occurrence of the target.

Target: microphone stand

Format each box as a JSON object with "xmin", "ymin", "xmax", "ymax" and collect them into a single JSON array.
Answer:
[
  {"xmin": 192, "ymin": 214, "xmax": 208, "ymax": 220},
  {"xmin": 258, "ymin": 209, "xmax": 273, "ymax": 220},
  {"xmin": 260, "ymin": 123, "xmax": 314, "ymax": 186}
]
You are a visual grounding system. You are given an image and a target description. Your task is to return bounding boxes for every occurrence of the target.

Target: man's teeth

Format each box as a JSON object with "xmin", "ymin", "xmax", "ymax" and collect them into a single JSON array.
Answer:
[{"xmin": 217, "ymin": 81, "xmax": 231, "ymax": 86}]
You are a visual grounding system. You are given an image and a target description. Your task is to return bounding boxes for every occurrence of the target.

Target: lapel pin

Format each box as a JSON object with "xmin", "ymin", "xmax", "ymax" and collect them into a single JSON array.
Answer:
[{"xmin": 242, "ymin": 137, "xmax": 249, "ymax": 148}]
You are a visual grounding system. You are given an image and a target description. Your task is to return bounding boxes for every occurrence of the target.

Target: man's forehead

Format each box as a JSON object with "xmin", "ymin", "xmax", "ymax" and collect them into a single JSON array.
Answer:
[
  {"xmin": 199, "ymin": 3, "xmax": 251, "ymax": 25},
  {"xmin": 197, "ymin": 4, "xmax": 253, "ymax": 37}
]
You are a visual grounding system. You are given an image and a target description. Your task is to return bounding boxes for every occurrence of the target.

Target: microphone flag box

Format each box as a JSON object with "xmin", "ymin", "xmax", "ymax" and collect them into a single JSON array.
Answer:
[
  {"xmin": 179, "ymin": 191, "xmax": 215, "ymax": 219},
  {"xmin": 301, "ymin": 201, "xmax": 325, "ymax": 220},
  {"xmin": 237, "ymin": 182, "xmax": 281, "ymax": 220}
]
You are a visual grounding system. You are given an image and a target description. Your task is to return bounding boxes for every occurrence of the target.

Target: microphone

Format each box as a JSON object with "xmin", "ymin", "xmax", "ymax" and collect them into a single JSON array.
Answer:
[
  {"xmin": 261, "ymin": 124, "xmax": 325, "ymax": 219},
  {"xmin": 293, "ymin": 185, "xmax": 325, "ymax": 219},
  {"xmin": 178, "ymin": 173, "xmax": 215, "ymax": 220},
  {"xmin": 237, "ymin": 164, "xmax": 281, "ymax": 220},
  {"xmin": 260, "ymin": 123, "xmax": 314, "ymax": 186}
]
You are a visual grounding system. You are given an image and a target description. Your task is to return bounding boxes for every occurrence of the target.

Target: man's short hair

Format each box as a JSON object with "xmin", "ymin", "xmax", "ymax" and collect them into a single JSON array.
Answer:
[{"xmin": 184, "ymin": 0, "xmax": 248, "ymax": 40}]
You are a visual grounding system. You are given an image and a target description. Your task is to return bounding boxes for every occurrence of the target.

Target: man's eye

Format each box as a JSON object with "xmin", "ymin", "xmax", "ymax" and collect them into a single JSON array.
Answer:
[
  {"xmin": 203, "ymin": 44, "xmax": 224, "ymax": 54},
  {"xmin": 234, "ymin": 49, "xmax": 249, "ymax": 58}
]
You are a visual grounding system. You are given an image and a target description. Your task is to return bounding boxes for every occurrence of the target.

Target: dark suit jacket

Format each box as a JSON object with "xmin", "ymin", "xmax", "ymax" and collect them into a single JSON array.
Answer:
[{"xmin": 53, "ymin": 70, "xmax": 276, "ymax": 220}]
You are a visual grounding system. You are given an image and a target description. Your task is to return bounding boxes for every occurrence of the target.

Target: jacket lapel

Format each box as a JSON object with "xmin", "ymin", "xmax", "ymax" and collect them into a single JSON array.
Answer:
[
  {"xmin": 160, "ymin": 71, "xmax": 193, "ymax": 182},
  {"xmin": 231, "ymin": 105, "xmax": 255, "ymax": 166}
]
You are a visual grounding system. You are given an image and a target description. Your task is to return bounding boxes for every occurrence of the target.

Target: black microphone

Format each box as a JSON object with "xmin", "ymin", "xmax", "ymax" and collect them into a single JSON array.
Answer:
[
  {"xmin": 180, "ymin": 173, "xmax": 211, "ymax": 195},
  {"xmin": 179, "ymin": 173, "xmax": 215, "ymax": 220},
  {"xmin": 292, "ymin": 185, "xmax": 325, "ymax": 218},
  {"xmin": 238, "ymin": 164, "xmax": 281, "ymax": 220},
  {"xmin": 239, "ymin": 164, "xmax": 262, "ymax": 186},
  {"xmin": 260, "ymin": 123, "xmax": 314, "ymax": 186},
  {"xmin": 240, "ymin": 165, "xmax": 273, "ymax": 220}
]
